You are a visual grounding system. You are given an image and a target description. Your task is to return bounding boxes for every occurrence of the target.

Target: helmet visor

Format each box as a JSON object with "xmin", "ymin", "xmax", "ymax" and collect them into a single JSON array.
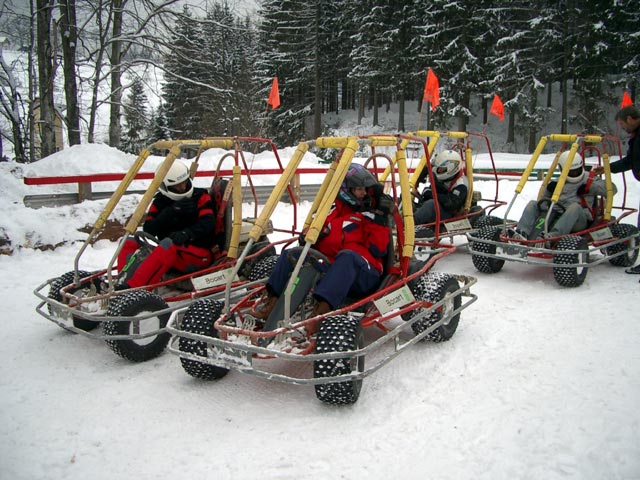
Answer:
[{"xmin": 568, "ymin": 167, "xmax": 583, "ymax": 178}]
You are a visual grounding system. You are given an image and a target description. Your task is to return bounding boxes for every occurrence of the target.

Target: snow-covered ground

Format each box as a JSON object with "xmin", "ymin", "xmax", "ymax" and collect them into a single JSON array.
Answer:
[{"xmin": 1, "ymin": 142, "xmax": 639, "ymax": 480}]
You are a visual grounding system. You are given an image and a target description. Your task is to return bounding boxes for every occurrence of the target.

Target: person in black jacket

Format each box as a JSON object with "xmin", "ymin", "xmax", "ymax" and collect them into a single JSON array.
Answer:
[
  {"xmin": 594, "ymin": 105, "xmax": 640, "ymax": 274},
  {"xmin": 413, "ymin": 149, "xmax": 468, "ymax": 226},
  {"xmin": 116, "ymin": 160, "xmax": 216, "ymax": 288}
]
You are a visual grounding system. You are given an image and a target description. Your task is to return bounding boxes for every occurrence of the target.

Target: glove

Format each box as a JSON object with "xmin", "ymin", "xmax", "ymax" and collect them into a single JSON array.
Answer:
[
  {"xmin": 169, "ymin": 230, "xmax": 190, "ymax": 246},
  {"xmin": 172, "ymin": 199, "xmax": 197, "ymax": 217},
  {"xmin": 546, "ymin": 181, "xmax": 558, "ymax": 193},
  {"xmin": 421, "ymin": 188, "xmax": 434, "ymax": 202},
  {"xmin": 537, "ymin": 199, "xmax": 550, "ymax": 212},
  {"xmin": 376, "ymin": 194, "xmax": 395, "ymax": 215}
]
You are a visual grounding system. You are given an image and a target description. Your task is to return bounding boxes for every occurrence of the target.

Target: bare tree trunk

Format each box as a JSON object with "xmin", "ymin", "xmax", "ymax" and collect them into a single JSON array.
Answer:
[
  {"xmin": 87, "ymin": 0, "xmax": 110, "ymax": 143},
  {"xmin": 528, "ymin": 91, "xmax": 538, "ymax": 153},
  {"xmin": 561, "ymin": 77, "xmax": 568, "ymax": 134},
  {"xmin": 373, "ymin": 89, "xmax": 378, "ymax": 126},
  {"xmin": 397, "ymin": 91, "xmax": 405, "ymax": 131},
  {"xmin": 108, "ymin": 0, "xmax": 124, "ymax": 148},
  {"xmin": 36, "ymin": 0, "xmax": 56, "ymax": 158},
  {"xmin": 312, "ymin": 4, "xmax": 321, "ymax": 138},
  {"xmin": 59, "ymin": 0, "xmax": 81, "ymax": 145},
  {"xmin": 481, "ymin": 95, "xmax": 487, "ymax": 125},
  {"xmin": 457, "ymin": 93, "xmax": 469, "ymax": 132},
  {"xmin": 28, "ymin": 0, "xmax": 37, "ymax": 162}
]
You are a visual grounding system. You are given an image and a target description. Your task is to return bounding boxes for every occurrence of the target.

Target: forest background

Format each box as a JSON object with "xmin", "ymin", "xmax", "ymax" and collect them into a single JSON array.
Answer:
[{"xmin": 0, "ymin": 0, "xmax": 639, "ymax": 164}]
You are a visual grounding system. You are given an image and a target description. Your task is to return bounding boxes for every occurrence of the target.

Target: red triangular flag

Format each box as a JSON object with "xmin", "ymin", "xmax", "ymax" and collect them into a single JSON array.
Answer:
[
  {"xmin": 267, "ymin": 77, "xmax": 280, "ymax": 109},
  {"xmin": 621, "ymin": 91, "xmax": 633, "ymax": 108},
  {"xmin": 490, "ymin": 94, "xmax": 505, "ymax": 121},
  {"xmin": 422, "ymin": 68, "xmax": 440, "ymax": 111}
]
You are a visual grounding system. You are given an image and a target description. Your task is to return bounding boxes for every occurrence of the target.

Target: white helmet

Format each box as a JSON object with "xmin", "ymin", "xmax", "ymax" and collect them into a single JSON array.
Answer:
[
  {"xmin": 157, "ymin": 160, "xmax": 193, "ymax": 200},
  {"xmin": 433, "ymin": 150, "xmax": 462, "ymax": 181},
  {"xmin": 558, "ymin": 151, "xmax": 585, "ymax": 183}
]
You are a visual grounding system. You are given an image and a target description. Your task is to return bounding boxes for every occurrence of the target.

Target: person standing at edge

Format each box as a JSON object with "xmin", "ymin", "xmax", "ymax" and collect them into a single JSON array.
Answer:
[{"xmin": 594, "ymin": 105, "xmax": 640, "ymax": 275}]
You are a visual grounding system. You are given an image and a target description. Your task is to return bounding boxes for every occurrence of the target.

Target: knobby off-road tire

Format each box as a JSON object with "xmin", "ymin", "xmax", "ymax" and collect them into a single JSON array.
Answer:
[
  {"xmin": 178, "ymin": 298, "xmax": 229, "ymax": 380},
  {"xmin": 474, "ymin": 215, "xmax": 503, "ymax": 230},
  {"xmin": 607, "ymin": 224, "xmax": 639, "ymax": 267},
  {"xmin": 48, "ymin": 270, "xmax": 100, "ymax": 332},
  {"xmin": 470, "ymin": 226, "xmax": 505, "ymax": 273},
  {"xmin": 403, "ymin": 272, "xmax": 461, "ymax": 342},
  {"xmin": 247, "ymin": 255, "xmax": 279, "ymax": 282},
  {"xmin": 104, "ymin": 290, "xmax": 170, "ymax": 362},
  {"xmin": 238, "ymin": 237, "xmax": 277, "ymax": 279},
  {"xmin": 314, "ymin": 315, "xmax": 364, "ymax": 406},
  {"xmin": 553, "ymin": 236, "xmax": 589, "ymax": 287}
]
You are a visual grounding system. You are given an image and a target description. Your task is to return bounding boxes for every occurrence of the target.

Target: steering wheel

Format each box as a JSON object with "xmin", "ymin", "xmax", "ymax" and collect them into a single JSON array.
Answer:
[
  {"xmin": 133, "ymin": 230, "xmax": 160, "ymax": 249},
  {"xmin": 285, "ymin": 246, "xmax": 332, "ymax": 273}
]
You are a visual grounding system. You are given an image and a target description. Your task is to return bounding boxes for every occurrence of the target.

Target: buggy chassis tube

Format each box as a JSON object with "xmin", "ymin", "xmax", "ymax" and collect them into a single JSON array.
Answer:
[
  {"xmin": 504, "ymin": 134, "xmax": 615, "ymax": 235},
  {"xmin": 33, "ymin": 276, "xmax": 257, "ymax": 340},
  {"xmin": 166, "ymin": 274, "xmax": 477, "ymax": 386},
  {"xmin": 466, "ymin": 228, "xmax": 640, "ymax": 268},
  {"xmin": 224, "ymin": 141, "xmax": 313, "ymax": 315}
]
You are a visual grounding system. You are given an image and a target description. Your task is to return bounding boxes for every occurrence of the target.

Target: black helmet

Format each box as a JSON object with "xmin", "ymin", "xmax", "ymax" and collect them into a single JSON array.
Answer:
[{"xmin": 338, "ymin": 163, "xmax": 378, "ymax": 208}]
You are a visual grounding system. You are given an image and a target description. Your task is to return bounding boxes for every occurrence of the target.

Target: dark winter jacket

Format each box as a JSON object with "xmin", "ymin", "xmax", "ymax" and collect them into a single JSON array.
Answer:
[
  {"xmin": 143, "ymin": 188, "xmax": 215, "ymax": 249},
  {"xmin": 315, "ymin": 199, "xmax": 391, "ymax": 274},
  {"xmin": 610, "ymin": 125, "xmax": 640, "ymax": 181},
  {"xmin": 421, "ymin": 173, "xmax": 468, "ymax": 214},
  {"xmin": 543, "ymin": 171, "xmax": 615, "ymax": 221}
]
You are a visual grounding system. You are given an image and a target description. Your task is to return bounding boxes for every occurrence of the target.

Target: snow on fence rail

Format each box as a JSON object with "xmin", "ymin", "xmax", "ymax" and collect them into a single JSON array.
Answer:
[{"xmin": 22, "ymin": 166, "xmax": 539, "ymax": 209}]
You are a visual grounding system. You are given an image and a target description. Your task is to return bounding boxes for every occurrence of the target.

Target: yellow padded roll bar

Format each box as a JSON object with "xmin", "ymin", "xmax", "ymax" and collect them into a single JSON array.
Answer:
[
  {"xmin": 601, "ymin": 153, "xmax": 613, "ymax": 220},
  {"xmin": 549, "ymin": 143, "xmax": 580, "ymax": 203},
  {"xmin": 516, "ymin": 136, "xmax": 549, "ymax": 194},
  {"xmin": 227, "ymin": 166, "xmax": 243, "ymax": 258},
  {"xmin": 464, "ymin": 146, "xmax": 474, "ymax": 211},
  {"xmin": 248, "ymin": 141, "xmax": 310, "ymax": 241},
  {"xmin": 92, "ymin": 148, "xmax": 151, "ymax": 233},
  {"xmin": 125, "ymin": 146, "xmax": 181, "ymax": 234},
  {"xmin": 304, "ymin": 138, "xmax": 359, "ymax": 244},
  {"xmin": 395, "ymin": 146, "xmax": 415, "ymax": 258}
]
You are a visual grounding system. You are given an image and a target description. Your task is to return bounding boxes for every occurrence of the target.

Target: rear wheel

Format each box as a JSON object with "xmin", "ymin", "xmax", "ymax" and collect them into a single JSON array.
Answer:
[
  {"xmin": 553, "ymin": 236, "xmax": 589, "ymax": 287},
  {"xmin": 403, "ymin": 272, "xmax": 461, "ymax": 342},
  {"xmin": 607, "ymin": 224, "xmax": 639, "ymax": 267},
  {"xmin": 247, "ymin": 254, "xmax": 279, "ymax": 282},
  {"xmin": 470, "ymin": 227, "xmax": 505, "ymax": 273},
  {"xmin": 47, "ymin": 270, "xmax": 101, "ymax": 332},
  {"xmin": 104, "ymin": 290, "xmax": 170, "ymax": 362},
  {"xmin": 178, "ymin": 299, "xmax": 229, "ymax": 380},
  {"xmin": 474, "ymin": 215, "xmax": 503, "ymax": 230},
  {"xmin": 314, "ymin": 315, "xmax": 364, "ymax": 405}
]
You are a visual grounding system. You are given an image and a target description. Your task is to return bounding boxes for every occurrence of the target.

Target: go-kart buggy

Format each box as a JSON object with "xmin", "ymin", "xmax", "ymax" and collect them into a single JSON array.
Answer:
[
  {"xmin": 378, "ymin": 130, "xmax": 505, "ymax": 256},
  {"xmin": 34, "ymin": 137, "xmax": 294, "ymax": 362},
  {"xmin": 166, "ymin": 134, "xmax": 478, "ymax": 405},
  {"xmin": 467, "ymin": 133, "xmax": 640, "ymax": 287}
]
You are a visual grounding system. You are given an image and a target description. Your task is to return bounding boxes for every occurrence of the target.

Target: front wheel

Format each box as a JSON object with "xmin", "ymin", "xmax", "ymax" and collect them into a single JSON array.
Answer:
[
  {"xmin": 47, "ymin": 270, "xmax": 101, "ymax": 332},
  {"xmin": 314, "ymin": 315, "xmax": 364, "ymax": 405},
  {"xmin": 470, "ymin": 227, "xmax": 505, "ymax": 274},
  {"xmin": 178, "ymin": 298, "xmax": 229, "ymax": 380},
  {"xmin": 553, "ymin": 236, "xmax": 589, "ymax": 287},
  {"xmin": 104, "ymin": 290, "xmax": 170, "ymax": 362},
  {"xmin": 403, "ymin": 272, "xmax": 461, "ymax": 342},
  {"xmin": 607, "ymin": 224, "xmax": 639, "ymax": 267}
]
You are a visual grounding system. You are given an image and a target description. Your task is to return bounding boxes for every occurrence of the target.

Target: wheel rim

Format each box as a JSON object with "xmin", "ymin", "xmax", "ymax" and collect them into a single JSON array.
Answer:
[
  {"xmin": 440, "ymin": 291, "xmax": 455, "ymax": 326},
  {"xmin": 128, "ymin": 312, "xmax": 162, "ymax": 346},
  {"xmin": 576, "ymin": 250, "xmax": 587, "ymax": 275}
]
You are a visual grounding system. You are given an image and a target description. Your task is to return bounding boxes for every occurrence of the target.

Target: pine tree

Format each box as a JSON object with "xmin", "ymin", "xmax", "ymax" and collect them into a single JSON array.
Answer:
[
  {"xmin": 162, "ymin": 6, "xmax": 206, "ymax": 139},
  {"xmin": 120, "ymin": 78, "xmax": 149, "ymax": 154}
]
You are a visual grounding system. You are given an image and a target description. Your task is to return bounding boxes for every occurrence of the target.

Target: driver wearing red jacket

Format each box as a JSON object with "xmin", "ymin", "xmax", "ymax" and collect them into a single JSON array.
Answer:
[
  {"xmin": 116, "ymin": 161, "xmax": 215, "ymax": 289},
  {"xmin": 251, "ymin": 163, "xmax": 391, "ymax": 328}
]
